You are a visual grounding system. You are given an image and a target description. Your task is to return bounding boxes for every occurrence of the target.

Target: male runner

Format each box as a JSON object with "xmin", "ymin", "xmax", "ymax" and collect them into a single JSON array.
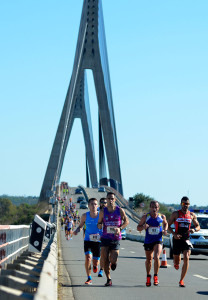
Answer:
[
  {"xmin": 168, "ymin": 196, "xmax": 200, "ymax": 287},
  {"xmin": 66, "ymin": 215, "xmax": 74, "ymax": 240},
  {"xmin": 97, "ymin": 192, "xmax": 129, "ymax": 286},
  {"xmin": 73, "ymin": 198, "xmax": 101, "ymax": 285},
  {"xmin": 137, "ymin": 200, "xmax": 168, "ymax": 287},
  {"xmin": 97, "ymin": 197, "xmax": 107, "ymax": 277}
]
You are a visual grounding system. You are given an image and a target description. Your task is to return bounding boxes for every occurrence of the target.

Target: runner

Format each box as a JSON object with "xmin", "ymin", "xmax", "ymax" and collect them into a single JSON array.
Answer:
[
  {"xmin": 137, "ymin": 200, "xmax": 168, "ymax": 287},
  {"xmin": 97, "ymin": 192, "xmax": 129, "ymax": 286},
  {"xmin": 97, "ymin": 197, "xmax": 107, "ymax": 277},
  {"xmin": 64, "ymin": 215, "xmax": 68, "ymax": 237},
  {"xmin": 66, "ymin": 215, "xmax": 74, "ymax": 240},
  {"xmin": 61, "ymin": 216, "xmax": 64, "ymax": 230},
  {"xmin": 168, "ymin": 196, "xmax": 200, "ymax": 287},
  {"xmin": 73, "ymin": 198, "xmax": 101, "ymax": 285}
]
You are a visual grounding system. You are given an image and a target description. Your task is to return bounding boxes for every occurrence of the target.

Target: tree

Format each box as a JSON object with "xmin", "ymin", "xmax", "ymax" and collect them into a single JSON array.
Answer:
[{"xmin": 133, "ymin": 193, "xmax": 155, "ymax": 209}]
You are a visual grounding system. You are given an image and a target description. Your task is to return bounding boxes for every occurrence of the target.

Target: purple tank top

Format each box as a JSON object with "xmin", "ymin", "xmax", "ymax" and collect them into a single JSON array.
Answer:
[{"xmin": 102, "ymin": 206, "xmax": 122, "ymax": 241}]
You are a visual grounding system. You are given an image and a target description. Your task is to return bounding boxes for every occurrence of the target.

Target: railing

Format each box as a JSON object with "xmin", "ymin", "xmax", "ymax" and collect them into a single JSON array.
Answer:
[
  {"xmin": 0, "ymin": 225, "xmax": 30, "ymax": 269},
  {"xmin": 0, "ymin": 202, "xmax": 58, "ymax": 299}
]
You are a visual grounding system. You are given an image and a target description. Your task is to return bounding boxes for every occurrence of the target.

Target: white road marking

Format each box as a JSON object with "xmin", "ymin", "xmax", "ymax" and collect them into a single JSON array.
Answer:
[
  {"xmin": 121, "ymin": 248, "xmax": 125, "ymax": 250},
  {"xmin": 194, "ymin": 274, "xmax": 208, "ymax": 280},
  {"xmin": 130, "ymin": 251, "xmax": 136, "ymax": 253}
]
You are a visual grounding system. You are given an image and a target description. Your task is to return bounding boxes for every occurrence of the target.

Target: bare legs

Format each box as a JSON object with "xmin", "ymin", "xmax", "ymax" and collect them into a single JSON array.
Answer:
[
  {"xmin": 101, "ymin": 247, "xmax": 119, "ymax": 280},
  {"xmin": 85, "ymin": 254, "xmax": 92, "ymax": 277},
  {"xmin": 145, "ymin": 244, "xmax": 163, "ymax": 275},
  {"xmin": 174, "ymin": 250, "xmax": 190, "ymax": 281},
  {"xmin": 85, "ymin": 254, "xmax": 99, "ymax": 277}
]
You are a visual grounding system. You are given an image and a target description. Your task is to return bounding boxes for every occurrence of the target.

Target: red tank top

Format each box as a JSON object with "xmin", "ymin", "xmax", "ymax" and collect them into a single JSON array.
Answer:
[{"xmin": 174, "ymin": 210, "xmax": 192, "ymax": 240}]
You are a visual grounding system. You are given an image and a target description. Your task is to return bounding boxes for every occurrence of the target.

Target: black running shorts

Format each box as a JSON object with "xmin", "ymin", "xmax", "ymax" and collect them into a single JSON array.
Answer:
[
  {"xmin": 173, "ymin": 238, "xmax": 192, "ymax": 255},
  {"xmin": 144, "ymin": 241, "xmax": 163, "ymax": 251},
  {"xmin": 84, "ymin": 241, "xmax": 101, "ymax": 259},
  {"xmin": 100, "ymin": 238, "xmax": 120, "ymax": 250}
]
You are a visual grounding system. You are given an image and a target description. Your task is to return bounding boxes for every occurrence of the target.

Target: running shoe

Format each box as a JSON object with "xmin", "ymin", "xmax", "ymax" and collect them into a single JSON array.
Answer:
[
  {"xmin": 111, "ymin": 263, "xmax": 117, "ymax": 271},
  {"xmin": 179, "ymin": 280, "xmax": 185, "ymax": 287},
  {"xmin": 174, "ymin": 264, "xmax": 179, "ymax": 270},
  {"xmin": 93, "ymin": 266, "xmax": 98, "ymax": 273},
  {"xmin": 98, "ymin": 269, "xmax": 103, "ymax": 277},
  {"xmin": 154, "ymin": 275, "xmax": 159, "ymax": 286},
  {"xmin": 146, "ymin": 275, "xmax": 151, "ymax": 287},
  {"xmin": 85, "ymin": 278, "xmax": 92, "ymax": 285},
  {"xmin": 105, "ymin": 279, "xmax": 112, "ymax": 286}
]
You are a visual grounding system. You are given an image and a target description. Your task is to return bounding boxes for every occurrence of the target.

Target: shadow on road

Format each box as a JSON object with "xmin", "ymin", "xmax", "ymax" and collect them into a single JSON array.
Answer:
[
  {"xmin": 60, "ymin": 283, "xmax": 145, "ymax": 288},
  {"xmin": 119, "ymin": 256, "xmax": 146, "ymax": 259},
  {"xmin": 197, "ymin": 291, "xmax": 208, "ymax": 295}
]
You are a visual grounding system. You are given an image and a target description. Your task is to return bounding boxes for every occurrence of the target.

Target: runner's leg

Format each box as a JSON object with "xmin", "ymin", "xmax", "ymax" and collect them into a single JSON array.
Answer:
[
  {"xmin": 180, "ymin": 250, "xmax": 190, "ymax": 281},
  {"xmin": 145, "ymin": 250, "xmax": 153, "ymax": 275},
  {"xmin": 109, "ymin": 249, "xmax": 119, "ymax": 269},
  {"xmin": 85, "ymin": 253, "xmax": 92, "ymax": 277},
  {"xmin": 153, "ymin": 243, "xmax": 163, "ymax": 274},
  {"xmin": 173, "ymin": 254, "xmax": 181, "ymax": 267},
  {"xmin": 101, "ymin": 246, "xmax": 111, "ymax": 279}
]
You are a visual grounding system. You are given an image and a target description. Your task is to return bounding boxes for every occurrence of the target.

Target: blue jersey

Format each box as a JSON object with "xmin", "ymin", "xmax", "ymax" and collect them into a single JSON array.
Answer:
[
  {"xmin": 66, "ymin": 220, "xmax": 73, "ymax": 229},
  {"xmin": 144, "ymin": 213, "xmax": 163, "ymax": 244},
  {"xmin": 84, "ymin": 211, "xmax": 101, "ymax": 242}
]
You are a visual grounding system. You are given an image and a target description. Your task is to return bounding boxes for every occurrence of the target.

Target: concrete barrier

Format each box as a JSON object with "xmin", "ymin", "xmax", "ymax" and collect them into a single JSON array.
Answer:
[
  {"xmin": 127, "ymin": 233, "xmax": 170, "ymax": 247},
  {"xmin": 0, "ymin": 232, "xmax": 58, "ymax": 300},
  {"xmin": 34, "ymin": 233, "xmax": 57, "ymax": 300},
  {"xmin": 0, "ymin": 203, "xmax": 58, "ymax": 300}
]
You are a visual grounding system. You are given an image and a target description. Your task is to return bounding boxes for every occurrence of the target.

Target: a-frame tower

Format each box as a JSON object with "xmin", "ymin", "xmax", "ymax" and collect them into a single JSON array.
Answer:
[{"xmin": 39, "ymin": 0, "xmax": 123, "ymax": 201}]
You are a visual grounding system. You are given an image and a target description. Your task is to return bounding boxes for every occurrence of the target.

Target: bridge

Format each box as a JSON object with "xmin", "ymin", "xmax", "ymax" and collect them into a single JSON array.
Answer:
[
  {"xmin": 1, "ymin": 186, "xmax": 207, "ymax": 299},
  {"xmin": 0, "ymin": 0, "xmax": 208, "ymax": 299}
]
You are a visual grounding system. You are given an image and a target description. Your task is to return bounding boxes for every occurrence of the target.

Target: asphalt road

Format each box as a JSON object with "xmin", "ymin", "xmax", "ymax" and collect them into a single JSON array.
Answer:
[{"xmin": 59, "ymin": 188, "xmax": 208, "ymax": 300}]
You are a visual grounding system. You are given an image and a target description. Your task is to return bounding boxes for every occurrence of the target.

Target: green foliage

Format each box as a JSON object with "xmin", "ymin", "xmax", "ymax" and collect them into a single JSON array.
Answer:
[
  {"xmin": 0, "ymin": 195, "xmax": 38, "ymax": 206},
  {"xmin": 0, "ymin": 197, "xmax": 38, "ymax": 225},
  {"xmin": 133, "ymin": 193, "xmax": 155, "ymax": 209},
  {"xmin": 133, "ymin": 193, "xmax": 172, "ymax": 219}
]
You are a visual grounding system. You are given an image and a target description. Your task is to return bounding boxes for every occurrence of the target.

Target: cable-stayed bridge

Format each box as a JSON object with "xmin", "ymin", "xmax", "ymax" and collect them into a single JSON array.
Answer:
[
  {"xmin": 1, "ymin": 1, "xmax": 207, "ymax": 299},
  {"xmin": 39, "ymin": 0, "xmax": 123, "ymax": 202}
]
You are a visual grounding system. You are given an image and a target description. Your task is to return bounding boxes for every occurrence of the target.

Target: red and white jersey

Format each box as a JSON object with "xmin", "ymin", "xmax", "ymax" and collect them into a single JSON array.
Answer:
[{"xmin": 174, "ymin": 210, "xmax": 192, "ymax": 240}]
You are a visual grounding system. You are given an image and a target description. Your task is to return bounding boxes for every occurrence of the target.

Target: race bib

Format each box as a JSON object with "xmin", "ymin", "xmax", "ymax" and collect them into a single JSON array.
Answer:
[
  {"xmin": 107, "ymin": 226, "xmax": 117, "ymax": 234},
  {"xmin": 148, "ymin": 227, "xmax": 160, "ymax": 235},
  {"xmin": 89, "ymin": 234, "xmax": 100, "ymax": 242}
]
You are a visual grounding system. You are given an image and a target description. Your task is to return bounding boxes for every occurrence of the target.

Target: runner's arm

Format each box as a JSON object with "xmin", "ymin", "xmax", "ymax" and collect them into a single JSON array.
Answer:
[
  {"xmin": 168, "ymin": 211, "xmax": 176, "ymax": 234},
  {"xmin": 97, "ymin": 209, "xmax": 104, "ymax": 229},
  {"xmin": 168, "ymin": 211, "xmax": 181, "ymax": 239},
  {"xmin": 190, "ymin": 213, "xmax": 200, "ymax": 233},
  {"xmin": 73, "ymin": 213, "xmax": 86, "ymax": 235},
  {"xmin": 119, "ymin": 208, "xmax": 129, "ymax": 230},
  {"xmin": 162, "ymin": 214, "xmax": 168, "ymax": 235},
  {"xmin": 137, "ymin": 214, "xmax": 148, "ymax": 231}
]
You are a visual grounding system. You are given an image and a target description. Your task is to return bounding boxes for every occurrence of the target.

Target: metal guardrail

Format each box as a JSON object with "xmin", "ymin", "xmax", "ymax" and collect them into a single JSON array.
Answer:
[
  {"xmin": 0, "ymin": 202, "xmax": 58, "ymax": 299},
  {"xmin": 0, "ymin": 225, "xmax": 30, "ymax": 269}
]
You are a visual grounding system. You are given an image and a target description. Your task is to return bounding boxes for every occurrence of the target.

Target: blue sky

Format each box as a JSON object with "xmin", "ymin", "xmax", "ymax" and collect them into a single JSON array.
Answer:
[{"xmin": 0, "ymin": 0, "xmax": 208, "ymax": 206}]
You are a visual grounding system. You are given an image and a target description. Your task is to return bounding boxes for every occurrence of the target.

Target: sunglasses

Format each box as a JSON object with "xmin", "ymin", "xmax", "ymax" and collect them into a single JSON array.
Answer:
[
  {"xmin": 107, "ymin": 197, "xmax": 115, "ymax": 200},
  {"xmin": 101, "ymin": 201, "xmax": 107, "ymax": 204}
]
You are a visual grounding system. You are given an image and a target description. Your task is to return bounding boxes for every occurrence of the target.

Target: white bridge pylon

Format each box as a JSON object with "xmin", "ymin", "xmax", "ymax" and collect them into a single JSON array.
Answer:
[{"xmin": 40, "ymin": 0, "xmax": 123, "ymax": 201}]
